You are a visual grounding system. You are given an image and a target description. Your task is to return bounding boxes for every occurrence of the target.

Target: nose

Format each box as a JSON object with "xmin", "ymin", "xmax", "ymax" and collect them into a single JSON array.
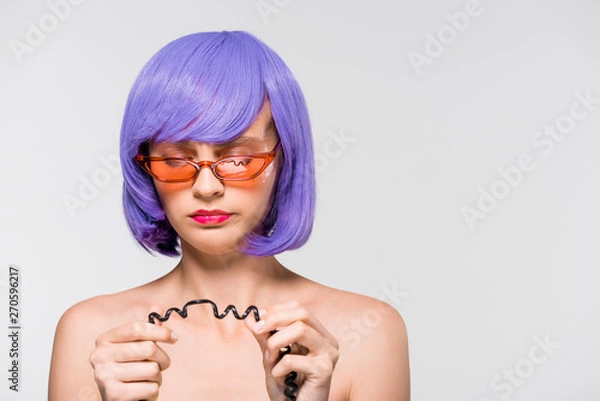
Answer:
[{"xmin": 191, "ymin": 164, "xmax": 224, "ymax": 198}]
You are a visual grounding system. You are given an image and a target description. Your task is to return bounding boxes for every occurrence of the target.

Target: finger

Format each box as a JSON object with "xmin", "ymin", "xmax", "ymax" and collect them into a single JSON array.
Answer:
[
  {"xmin": 271, "ymin": 353, "xmax": 336, "ymax": 385},
  {"xmin": 261, "ymin": 300, "xmax": 325, "ymax": 333},
  {"xmin": 264, "ymin": 321, "xmax": 327, "ymax": 364},
  {"xmin": 96, "ymin": 320, "xmax": 178, "ymax": 345},
  {"xmin": 90, "ymin": 341, "xmax": 172, "ymax": 375},
  {"xmin": 253, "ymin": 301, "xmax": 337, "ymax": 346},
  {"xmin": 244, "ymin": 311, "xmax": 287, "ymax": 377},
  {"xmin": 113, "ymin": 341, "xmax": 172, "ymax": 371},
  {"xmin": 244, "ymin": 312, "xmax": 271, "ymax": 354},
  {"xmin": 102, "ymin": 380, "xmax": 160, "ymax": 401},
  {"xmin": 108, "ymin": 361, "xmax": 162, "ymax": 384},
  {"xmin": 147, "ymin": 304, "xmax": 179, "ymax": 341}
]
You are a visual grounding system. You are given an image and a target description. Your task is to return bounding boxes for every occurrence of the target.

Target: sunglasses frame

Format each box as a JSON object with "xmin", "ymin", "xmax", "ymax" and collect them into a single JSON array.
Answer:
[{"xmin": 134, "ymin": 139, "xmax": 281, "ymax": 182}]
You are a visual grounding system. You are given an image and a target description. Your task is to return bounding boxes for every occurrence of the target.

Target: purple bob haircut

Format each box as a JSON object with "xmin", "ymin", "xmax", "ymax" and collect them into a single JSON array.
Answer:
[{"xmin": 120, "ymin": 30, "xmax": 315, "ymax": 257}]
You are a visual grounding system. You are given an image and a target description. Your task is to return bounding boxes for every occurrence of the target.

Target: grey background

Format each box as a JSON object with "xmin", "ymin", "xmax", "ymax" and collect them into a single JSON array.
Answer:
[{"xmin": 1, "ymin": 0, "xmax": 599, "ymax": 400}]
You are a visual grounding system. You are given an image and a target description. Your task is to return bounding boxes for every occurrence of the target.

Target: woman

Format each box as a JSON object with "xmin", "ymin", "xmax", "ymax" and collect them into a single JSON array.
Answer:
[{"xmin": 48, "ymin": 30, "xmax": 410, "ymax": 401}]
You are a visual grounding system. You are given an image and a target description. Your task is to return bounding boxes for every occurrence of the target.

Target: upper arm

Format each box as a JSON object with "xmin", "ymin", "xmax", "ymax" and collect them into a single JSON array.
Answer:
[
  {"xmin": 48, "ymin": 302, "xmax": 102, "ymax": 401},
  {"xmin": 348, "ymin": 300, "xmax": 410, "ymax": 401}
]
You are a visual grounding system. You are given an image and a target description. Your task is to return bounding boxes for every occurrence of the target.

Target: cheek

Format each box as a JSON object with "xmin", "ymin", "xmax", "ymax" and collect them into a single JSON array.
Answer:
[
  {"xmin": 233, "ymin": 164, "xmax": 277, "ymax": 190},
  {"xmin": 260, "ymin": 163, "xmax": 279, "ymax": 185},
  {"xmin": 154, "ymin": 181, "xmax": 190, "ymax": 194},
  {"xmin": 264, "ymin": 163, "xmax": 275, "ymax": 179},
  {"xmin": 153, "ymin": 182, "xmax": 188, "ymax": 212},
  {"xmin": 230, "ymin": 183, "xmax": 275, "ymax": 208},
  {"xmin": 229, "ymin": 175, "xmax": 277, "ymax": 220}
]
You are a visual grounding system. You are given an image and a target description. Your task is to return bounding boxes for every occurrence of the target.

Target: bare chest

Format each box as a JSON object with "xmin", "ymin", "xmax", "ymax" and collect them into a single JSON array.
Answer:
[
  {"xmin": 153, "ymin": 323, "xmax": 350, "ymax": 400},
  {"xmin": 156, "ymin": 322, "xmax": 265, "ymax": 400}
]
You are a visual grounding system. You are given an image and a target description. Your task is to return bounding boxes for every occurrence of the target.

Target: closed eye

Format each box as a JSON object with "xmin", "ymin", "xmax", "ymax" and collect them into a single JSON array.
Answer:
[
  {"xmin": 221, "ymin": 157, "xmax": 253, "ymax": 166},
  {"xmin": 164, "ymin": 158, "xmax": 192, "ymax": 167}
]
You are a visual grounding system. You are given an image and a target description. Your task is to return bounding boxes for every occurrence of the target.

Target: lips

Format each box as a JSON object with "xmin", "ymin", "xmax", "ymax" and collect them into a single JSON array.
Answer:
[
  {"xmin": 189, "ymin": 209, "xmax": 233, "ymax": 225},
  {"xmin": 190, "ymin": 209, "xmax": 232, "ymax": 217}
]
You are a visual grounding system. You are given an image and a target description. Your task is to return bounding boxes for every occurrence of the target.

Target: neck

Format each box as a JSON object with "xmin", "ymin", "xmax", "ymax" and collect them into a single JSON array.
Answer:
[{"xmin": 169, "ymin": 240, "xmax": 289, "ymax": 310}]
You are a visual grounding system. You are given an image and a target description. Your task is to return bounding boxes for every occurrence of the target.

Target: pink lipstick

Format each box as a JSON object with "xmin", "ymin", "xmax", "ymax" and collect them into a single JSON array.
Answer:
[{"xmin": 189, "ymin": 209, "xmax": 232, "ymax": 225}]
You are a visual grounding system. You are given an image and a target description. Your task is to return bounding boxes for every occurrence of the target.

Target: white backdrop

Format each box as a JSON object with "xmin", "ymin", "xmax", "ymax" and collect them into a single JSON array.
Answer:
[{"xmin": 1, "ymin": 0, "xmax": 599, "ymax": 400}]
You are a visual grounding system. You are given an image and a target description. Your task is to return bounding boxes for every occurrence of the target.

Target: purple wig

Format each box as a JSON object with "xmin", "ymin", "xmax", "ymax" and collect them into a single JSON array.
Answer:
[{"xmin": 119, "ymin": 31, "xmax": 315, "ymax": 257}]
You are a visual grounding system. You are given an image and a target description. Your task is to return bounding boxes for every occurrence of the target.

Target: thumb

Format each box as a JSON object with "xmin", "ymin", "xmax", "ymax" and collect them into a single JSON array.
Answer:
[
  {"xmin": 244, "ymin": 313, "xmax": 280, "ymax": 381},
  {"xmin": 244, "ymin": 310, "xmax": 270, "ymax": 354},
  {"xmin": 147, "ymin": 305, "xmax": 178, "ymax": 344}
]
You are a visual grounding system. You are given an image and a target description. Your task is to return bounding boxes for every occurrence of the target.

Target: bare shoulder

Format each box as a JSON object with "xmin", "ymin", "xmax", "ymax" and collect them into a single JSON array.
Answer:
[
  {"xmin": 55, "ymin": 287, "xmax": 151, "ymax": 336},
  {"xmin": 299, "ymin": 280, "xmax": 410, "ymax": 400},
  {"xmin": 50, "ymin": 286, "xmax": 153, "ymax": 373},
  {"xmin": 49, "ymin": 286, "xmax": 157, "ymax": 401},
  {"xmin": 303, "ymin": 283, "xmax": 408, "ymax": 352}
]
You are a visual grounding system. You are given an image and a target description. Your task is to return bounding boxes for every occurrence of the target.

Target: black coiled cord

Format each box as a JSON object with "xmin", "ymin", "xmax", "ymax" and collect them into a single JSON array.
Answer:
[{"xmin": 147, "ymin": 299, "xmax": 298, "ymax": 400}]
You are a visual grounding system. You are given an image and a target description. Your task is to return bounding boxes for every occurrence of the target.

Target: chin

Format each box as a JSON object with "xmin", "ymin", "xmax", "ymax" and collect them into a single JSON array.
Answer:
[
  {"xmin": 178, "ymin": 223, "xmax": 260, "ymax": 257},
  {"xmin": 180, "ymin": 236, "xmax": 243, "ymax": 257}
]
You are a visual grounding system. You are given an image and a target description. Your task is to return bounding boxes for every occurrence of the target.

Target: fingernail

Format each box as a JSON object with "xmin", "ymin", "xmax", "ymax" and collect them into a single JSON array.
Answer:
[
  {"xmin": 265, "ymin": 350, "xmax": 270, "ymax": 361},
  {"xmin": 171, "ymin": 332, "xmax": 178, "ymax": 341},
  {"xmin": 253, "ymin": 320, "xmax": 265, "ymax": 332},
  {"xmin": 258, "ymin": 309, "xmax": 267, "ymax": 318}
]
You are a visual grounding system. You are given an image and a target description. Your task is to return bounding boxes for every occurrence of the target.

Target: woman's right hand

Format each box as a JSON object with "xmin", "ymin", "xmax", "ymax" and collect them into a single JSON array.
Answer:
[{"xmin": 88, "ymin": 318, "xmax": 178, "ymax": 401}]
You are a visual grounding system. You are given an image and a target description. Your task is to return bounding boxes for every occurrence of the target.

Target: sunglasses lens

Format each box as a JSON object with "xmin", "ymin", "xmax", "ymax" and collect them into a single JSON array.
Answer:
[
  {"xmin": 143, "ymin": 157, "xmax": 269, "ymax": 181},
  {"xmin": 215, "ymin": 157, "xmax": 267, "ymax": 180},
  {"xmin": 146, "ymin": 160, "xmax": 197, "ymax": 181}
]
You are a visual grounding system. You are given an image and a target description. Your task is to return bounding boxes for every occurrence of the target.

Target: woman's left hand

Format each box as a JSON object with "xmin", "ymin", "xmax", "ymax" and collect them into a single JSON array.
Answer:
[{"xmin": 245, "ymin": 300, "xmax": 339, "ymax": 401}]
